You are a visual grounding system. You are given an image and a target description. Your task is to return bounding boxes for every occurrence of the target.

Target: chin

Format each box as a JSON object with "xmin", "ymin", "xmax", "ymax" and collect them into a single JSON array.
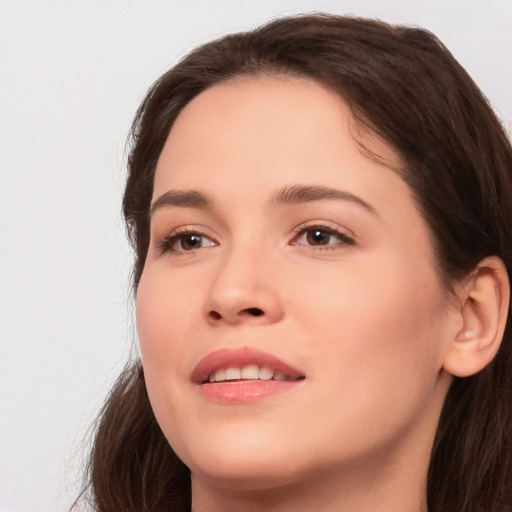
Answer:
[
  {"xmin": 188, "ymin": 455, "xmax": 304, "ymax": 492},
  {"xmin": 173, "ymin": 424, "xmax": 305, "ymax": 487}
]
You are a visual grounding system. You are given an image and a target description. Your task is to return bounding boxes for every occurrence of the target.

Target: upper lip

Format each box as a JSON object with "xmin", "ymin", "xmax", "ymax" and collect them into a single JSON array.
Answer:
[{"xmin": 191, "ymin": 346, "xmax": 305, "ymax": 384}]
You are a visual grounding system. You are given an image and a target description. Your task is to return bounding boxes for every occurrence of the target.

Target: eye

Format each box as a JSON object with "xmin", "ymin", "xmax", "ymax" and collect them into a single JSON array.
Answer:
[
  {"xmin": 158, "ymin": 229, "xmax": 217, "ymax": 253},
  {"xmin": 291, "ymin": 224, "xmax": 355, "ymax": 249}
]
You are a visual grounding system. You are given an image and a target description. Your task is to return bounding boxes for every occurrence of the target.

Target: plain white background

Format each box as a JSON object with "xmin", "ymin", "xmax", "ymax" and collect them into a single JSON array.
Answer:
[{"xmin": 1, "ymin": 1, "xmax": 511, "ymax": 511}]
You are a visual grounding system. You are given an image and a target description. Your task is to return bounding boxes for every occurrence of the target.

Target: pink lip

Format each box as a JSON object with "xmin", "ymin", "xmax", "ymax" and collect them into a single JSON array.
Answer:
[
  {"xmin": 191, "ymin": 346, "xmax": 304, "ymax": 383},
  {"xmin": 191, "ymin": 347, "xmax": 305, "ymax": 404}
]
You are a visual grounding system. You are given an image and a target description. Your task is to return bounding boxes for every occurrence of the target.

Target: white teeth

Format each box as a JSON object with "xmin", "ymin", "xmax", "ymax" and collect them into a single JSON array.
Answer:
[
  {"xmin": 241, "ymin": 364, "xmax": 260, "ymax": 380},
  {"xmin": 224, "ymin": 367, "xmax": 241, "ymax": 380},
  {"xmin": 212, "ymin": 368, "xmax": 225, "ymax": 382},
  {"xmin": 206, "ymin": 364, "xmax": 298, "ymax": 383},
  {"xmin": 259, "ymin": 366, "xmax": 274, "ymax": 380}
]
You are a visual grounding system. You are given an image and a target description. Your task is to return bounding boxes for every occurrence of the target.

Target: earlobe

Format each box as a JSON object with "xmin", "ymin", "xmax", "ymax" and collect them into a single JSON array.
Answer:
[{"xmin": 443, "ymin": 256, "xmax": 510, "ymax": 378}]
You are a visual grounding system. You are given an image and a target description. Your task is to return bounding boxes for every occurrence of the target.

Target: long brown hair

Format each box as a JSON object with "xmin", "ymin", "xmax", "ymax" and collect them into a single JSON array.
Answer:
[{"xmin": 78, "ymin": 14, "xmax": 512, "ymax": 512}]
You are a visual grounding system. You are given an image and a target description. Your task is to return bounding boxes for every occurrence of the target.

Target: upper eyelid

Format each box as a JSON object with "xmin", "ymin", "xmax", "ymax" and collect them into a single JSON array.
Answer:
[
  {"xmin": 153, "ymin": 223, "xmax": 216, "ymax": 240},
  {"xmin": 154, "ymin": 225, "xmax": 218, "ymax": 252},
  {"xmin": 158, "ymin": 221, "xmax": 352, "ymax": 238},
  {"xmin": 290, "ymin": 222, "xmax": 358, "ymax": 249},
  {"xmin": 153, "ymin": 220, "xmax": 357, "ymax": 250},
  {"xmin": 292, "ymin": 221, "xmax": 356, "ymax": 238}
]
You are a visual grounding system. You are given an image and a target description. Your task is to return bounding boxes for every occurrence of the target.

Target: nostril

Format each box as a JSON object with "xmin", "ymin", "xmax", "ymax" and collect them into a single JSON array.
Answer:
[
  {"xmin": 208, "ymin": 308, "xmax": 265, "ymax": 321},
  {"xmin": 244, "ymin": 308, "xmax": 264, "ymax": 317}
]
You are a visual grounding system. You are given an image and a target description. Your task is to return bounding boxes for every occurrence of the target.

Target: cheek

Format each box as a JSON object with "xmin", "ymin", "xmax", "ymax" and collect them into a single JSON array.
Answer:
[
  {"xmin": 292, "ymin": 254, "xmax": 447, "ymax": 396},
  {"xmin": 135, "ymin": 268, "xmax": 199, "ymax": 391},
  {"xmin": 135, "ymin": 268, "xmax": 203, "ymax": 448},
  {"xmin": 284, "ymin": 258, "xmax": 449, "ymax": 456},
  {"xmin": 136, "ymin": 272, "xmax": 172, "ymax": 361}
]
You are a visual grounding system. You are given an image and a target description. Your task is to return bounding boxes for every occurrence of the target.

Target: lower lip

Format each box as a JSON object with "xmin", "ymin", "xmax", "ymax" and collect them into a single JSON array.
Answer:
[{"xmin": 200, "ymin": 379, "xmax": 301, "ymax": 404}]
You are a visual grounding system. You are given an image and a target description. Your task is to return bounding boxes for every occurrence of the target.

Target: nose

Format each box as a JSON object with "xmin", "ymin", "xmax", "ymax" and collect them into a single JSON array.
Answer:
[{"xmin": 204, "ymin": 244, "xmax": 284, "ymax": 326}]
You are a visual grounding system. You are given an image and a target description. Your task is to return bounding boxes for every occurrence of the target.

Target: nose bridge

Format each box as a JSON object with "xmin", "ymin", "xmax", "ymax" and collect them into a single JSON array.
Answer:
[{"xmin": 205, "ymin": 232, "xmax": 283, "ymax": 324}]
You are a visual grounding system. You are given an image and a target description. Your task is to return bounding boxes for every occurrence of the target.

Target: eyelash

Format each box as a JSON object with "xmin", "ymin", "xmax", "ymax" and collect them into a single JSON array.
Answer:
[
  {"xmin": 157, "ymin": 227, "xmax": 217, "ymax": 254},
  {"xmin": 290, "ymin": 222, "xmax": 356, "ymax": 250},
  {"xmin": 156, "ymin": 223, "xmax": 355, "ymax": 255}
]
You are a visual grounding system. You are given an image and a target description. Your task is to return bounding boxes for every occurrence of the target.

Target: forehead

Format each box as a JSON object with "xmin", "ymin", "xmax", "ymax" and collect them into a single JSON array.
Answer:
[{"xmin": 154, "ymin": 75, "xmax": 402, "ymax": 194}]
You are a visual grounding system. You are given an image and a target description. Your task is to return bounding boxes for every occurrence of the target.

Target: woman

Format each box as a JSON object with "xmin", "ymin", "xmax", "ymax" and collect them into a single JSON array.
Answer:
[{"xmin": 80, "ymin": 14, "xmax": 512, "ymax": 512}]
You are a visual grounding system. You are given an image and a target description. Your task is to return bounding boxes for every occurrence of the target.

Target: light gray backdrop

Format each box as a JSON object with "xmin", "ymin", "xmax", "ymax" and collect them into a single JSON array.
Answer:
[{"xmin": 1, "ymin": 1, "xmax": 511, "ymax": 511}]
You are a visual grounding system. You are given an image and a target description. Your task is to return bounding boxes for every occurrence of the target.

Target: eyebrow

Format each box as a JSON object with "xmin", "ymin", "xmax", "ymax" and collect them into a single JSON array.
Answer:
[
  {"xmin": 150, "ymin": 190, "xmax": 212, "ymax": 216},
  {"xmin": 150, "ymin": 184, "xmax": 377, "ymax": 216},
  {"xmin": 271, "ymin": 184, "xmax": 376, "ymax": 214}
]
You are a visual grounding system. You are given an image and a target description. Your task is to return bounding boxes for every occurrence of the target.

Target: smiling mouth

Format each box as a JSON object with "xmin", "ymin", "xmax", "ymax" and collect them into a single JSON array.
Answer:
[
  {"xmin": 192, "ymin": 347, "xmax": 305, "ymax": 403},
  {"xmin": 206, "ymin": 364, "xmax": 304, "ymax": 384},
  {"xmin": 192, "ymin": 347, "xmax": 305, "ymax": 384}
]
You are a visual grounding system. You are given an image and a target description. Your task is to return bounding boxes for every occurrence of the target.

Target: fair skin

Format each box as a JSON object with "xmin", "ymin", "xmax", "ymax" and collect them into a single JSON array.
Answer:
[{"xmin": 136, "ymin": 76, "xmax": 508, "ymax": 512}]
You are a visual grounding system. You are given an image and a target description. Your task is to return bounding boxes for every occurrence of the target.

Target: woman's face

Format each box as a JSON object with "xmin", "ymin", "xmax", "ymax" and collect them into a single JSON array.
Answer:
[{"xmin": 137, "ymin": 76, "xmax": 456, "ymax": 490}]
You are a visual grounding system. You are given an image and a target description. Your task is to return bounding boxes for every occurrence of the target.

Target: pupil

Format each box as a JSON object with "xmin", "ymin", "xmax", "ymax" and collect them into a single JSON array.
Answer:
[
  {"xmin": 183, "ymin": 234, "xmax": 201, "ymax": 249},
  {"xmin": 307, "ymin": 229, "xmax": 328, "ymax": 245}
]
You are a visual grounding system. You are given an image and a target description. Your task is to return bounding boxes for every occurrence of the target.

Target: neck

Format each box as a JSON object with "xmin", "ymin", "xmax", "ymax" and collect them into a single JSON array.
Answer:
[{"xmin": 191, "ymin": 450, "xmax": 429, "ymax": 512}]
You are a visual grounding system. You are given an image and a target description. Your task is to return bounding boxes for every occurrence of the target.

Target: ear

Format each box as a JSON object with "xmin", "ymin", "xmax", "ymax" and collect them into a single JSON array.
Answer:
[{"xmin": 443, "ymin": 256, "xmax": 510, "ymax": 377}]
